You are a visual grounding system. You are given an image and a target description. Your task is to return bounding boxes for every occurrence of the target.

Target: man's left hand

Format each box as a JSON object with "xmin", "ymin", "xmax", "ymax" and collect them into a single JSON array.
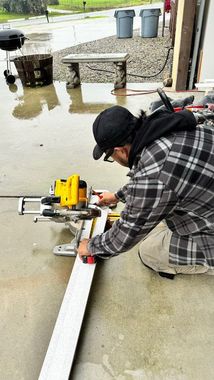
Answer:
[{"xmin": 78, "ymin": 239, "xmax": 91, "ymax": 258}]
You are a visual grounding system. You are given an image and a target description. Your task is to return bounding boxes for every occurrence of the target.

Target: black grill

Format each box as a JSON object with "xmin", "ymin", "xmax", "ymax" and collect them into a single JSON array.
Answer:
[
  {"xmin": 0, "ymin": 28, "xmax": 26, "ymax": 84},
  {"xmin": 0, "ymin": 29, "xmax": 25, "ymax": 51}
]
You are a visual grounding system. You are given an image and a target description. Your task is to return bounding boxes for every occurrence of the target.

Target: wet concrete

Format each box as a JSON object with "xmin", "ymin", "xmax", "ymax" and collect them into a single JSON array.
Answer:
[
  {"xmin": 1, "ymin": 76, "xmax": 214, "ymax": 380},
  {"xmin": 0, "ymin": 78, "xmax": 159, "ymax": 380},
  {"xmin": 0, "ymin": 79, "xmax": 156, "ymax": 194},
  {"xmin": 72, "ymin": 252, "xmax": 214, "ymax": 380},
  {"xmin": 0, "ymin": 199, "xmax": 73, "ymax": 380}
]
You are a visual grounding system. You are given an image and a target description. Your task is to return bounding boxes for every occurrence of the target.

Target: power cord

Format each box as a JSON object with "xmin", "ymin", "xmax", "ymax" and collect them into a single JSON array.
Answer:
[
  {"xmin": 86, "ymin": 47, "xmax": 173, "ymax": 80},
  {"xmin": 111, "ymin": 88, "xmax": 158, "ymax": 96},
  {"xmin": 0, "ymin": 195, "xmax": 42, "ymax": 198},
  {"xmin": 127, "ymin": 47, "xmax": 173, "ymax": 79}
]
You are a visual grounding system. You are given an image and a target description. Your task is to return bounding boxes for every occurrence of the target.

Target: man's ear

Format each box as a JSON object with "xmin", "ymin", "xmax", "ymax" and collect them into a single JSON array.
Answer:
[
  {"xmin": 114, "ymin": 147, "xmax": 122, "ymax": 152},
  {"xmin": 114, "ymin": 146, "xmax": 129, "ymax": 157},
  {"xmin": 114, "ymin": 147, "xmax": 124, "ymax": 155}
]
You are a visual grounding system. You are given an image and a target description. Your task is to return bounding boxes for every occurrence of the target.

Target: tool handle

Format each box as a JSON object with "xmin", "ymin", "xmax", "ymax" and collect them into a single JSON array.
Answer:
[
  {"xmin": 42, "ymin": 209, "xmax": 57, "ymax": 217},
  {"xmin": 82, "ymin": 255, "xmax": 96, "ymax": 264},
  {"xmin": 92, "ymin": 190, "xmax": 103, "ymax": 200}
]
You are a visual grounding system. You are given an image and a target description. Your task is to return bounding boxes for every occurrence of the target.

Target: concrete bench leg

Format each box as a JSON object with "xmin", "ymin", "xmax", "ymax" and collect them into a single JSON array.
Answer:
[
  {"xmin": 66, "ymin": 63, "xmax": 80, "ymax": 89},
  {"xmin": 114, "ymin": 61, "xmax": 127, "ymax": 89}
]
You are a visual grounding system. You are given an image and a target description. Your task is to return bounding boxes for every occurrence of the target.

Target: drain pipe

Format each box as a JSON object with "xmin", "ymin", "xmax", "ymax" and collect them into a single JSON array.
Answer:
[{"xmin": 188, "ymin": 0, "xmax": 206, "ymax": 89}]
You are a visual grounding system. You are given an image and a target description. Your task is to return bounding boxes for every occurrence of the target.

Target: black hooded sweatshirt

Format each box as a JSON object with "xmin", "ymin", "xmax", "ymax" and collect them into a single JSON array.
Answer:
[{"xmin": 128, "ymin": 109, "xmax": 197, "ymax": 169}]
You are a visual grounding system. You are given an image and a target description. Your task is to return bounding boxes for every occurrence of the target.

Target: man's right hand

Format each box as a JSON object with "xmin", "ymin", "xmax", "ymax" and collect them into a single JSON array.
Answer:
[{"xmin": 96, "ymin": 192, "xmax": 119, "ymax": 207}]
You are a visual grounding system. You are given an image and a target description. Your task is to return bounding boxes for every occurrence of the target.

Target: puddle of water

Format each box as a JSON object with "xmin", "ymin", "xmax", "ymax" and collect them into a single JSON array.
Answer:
[
  {"xmin": 26, "ymin": 32, "xmax": 53, "ymax": 41},
  {"xmin": 0, "ymin": 78, "xmax": 118, "ymax": 120},
  {"xmin": 0, "ymin": 77, "xmax": 162, "ymax": 198}
]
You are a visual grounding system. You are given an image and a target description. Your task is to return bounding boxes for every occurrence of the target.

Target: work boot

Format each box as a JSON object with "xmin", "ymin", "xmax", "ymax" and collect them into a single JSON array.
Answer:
[{"xmin": 138, "ymin": 252, "xmax": 175, "ymax": 280}]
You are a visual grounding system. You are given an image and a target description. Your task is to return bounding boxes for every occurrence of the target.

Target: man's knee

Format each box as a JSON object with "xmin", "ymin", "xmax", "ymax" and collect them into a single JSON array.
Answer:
[
  {"xmin": 139, "ymin": 224, "xmax": 212, "ymax": 276},
  {"xmin": 139, "ymin": 223, "xmax": 173, "ymax": 273}
]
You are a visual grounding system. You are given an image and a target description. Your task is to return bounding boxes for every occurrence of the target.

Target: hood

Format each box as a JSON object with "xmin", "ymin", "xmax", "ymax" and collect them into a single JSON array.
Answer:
[{"xmin": 128, "ymin": 109, "xmax": 197, "ymax": 168}]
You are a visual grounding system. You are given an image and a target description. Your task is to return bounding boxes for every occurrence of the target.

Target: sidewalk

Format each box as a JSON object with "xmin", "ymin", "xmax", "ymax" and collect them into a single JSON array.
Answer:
[
  {"xmin": 0, "ymin": 2, "xmax": 168, "ymax": 80},
  {"xmin": 1, "ymin": 3, "xmax": 164, "ymax": 28}
]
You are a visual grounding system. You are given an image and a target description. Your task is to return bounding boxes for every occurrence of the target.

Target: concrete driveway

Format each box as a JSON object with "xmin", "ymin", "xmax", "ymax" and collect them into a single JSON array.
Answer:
[
  {"xmin": 0, "ymin": 74, "xmax": 213, "ymax": 380},
  {"xmin": 0, "ymin": 5, "xmax": 213, "ymax": 380}
]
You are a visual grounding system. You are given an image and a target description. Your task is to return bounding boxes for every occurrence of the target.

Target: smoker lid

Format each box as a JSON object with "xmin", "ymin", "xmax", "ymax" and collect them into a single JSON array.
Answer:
[{"xmin": 0, "ymin": 29, "xmax": 25, "ymax": 41}]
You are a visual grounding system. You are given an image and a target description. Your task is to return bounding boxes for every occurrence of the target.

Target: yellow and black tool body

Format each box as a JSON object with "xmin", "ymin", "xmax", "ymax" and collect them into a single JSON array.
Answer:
[
  {"xmin": 18, "ymin": 173, "xmax": 119, "ymax": 261},
  {"xmin": 54, "ymin": 174, "xmax": 87, "ymax": 208},
  {"xmin": 41, "ymin": 174, "xmax": 87, "ymax": 209},
  {"xmin": 18, "ymin": 174, "xmax": 100, "ymax": 221}
]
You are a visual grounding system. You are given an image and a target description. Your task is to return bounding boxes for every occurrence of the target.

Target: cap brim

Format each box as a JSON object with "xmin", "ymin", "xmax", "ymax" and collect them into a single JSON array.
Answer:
[{"xmin": 93, "ymin": 144, "xmax": 104, "ymax": 160}]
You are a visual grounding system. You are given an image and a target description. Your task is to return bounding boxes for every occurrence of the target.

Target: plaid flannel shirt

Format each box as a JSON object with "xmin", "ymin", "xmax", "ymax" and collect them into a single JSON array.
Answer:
[{"xmin": 88, "ymin": 125, "xmax": 214, "ymax": 268}]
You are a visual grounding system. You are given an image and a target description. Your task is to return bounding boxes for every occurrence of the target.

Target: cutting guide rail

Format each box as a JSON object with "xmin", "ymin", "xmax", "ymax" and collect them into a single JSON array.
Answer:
[{"xmin": 38, "ymin": 206, "xmax": 109, "ymax": 380}]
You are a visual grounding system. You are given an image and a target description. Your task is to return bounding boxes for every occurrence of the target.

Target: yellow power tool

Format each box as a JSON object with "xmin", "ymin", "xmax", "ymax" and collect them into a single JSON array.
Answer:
[
  {"xmin": 18, "ymin": 174, "xmax": 101, "ymax": 221},
  {"xmin": 53, "ymin": 174, "xmax": 87, "ymax": 208},
  {"xmin": 18, "ymin": 173, "xmax": 119, "ymax": 261}
]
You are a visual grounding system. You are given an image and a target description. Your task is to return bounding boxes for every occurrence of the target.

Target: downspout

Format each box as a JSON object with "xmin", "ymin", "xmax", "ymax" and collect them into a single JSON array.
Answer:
[{"xmin": 188, "ymin": 0, "xmax": 206, "ymax": 89}]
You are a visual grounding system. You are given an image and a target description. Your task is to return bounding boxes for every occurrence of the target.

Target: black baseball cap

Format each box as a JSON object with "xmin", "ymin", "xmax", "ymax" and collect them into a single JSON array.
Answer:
[{"xmin": 92, "ymin": 106, "xmax": 137, "ymax": 160}]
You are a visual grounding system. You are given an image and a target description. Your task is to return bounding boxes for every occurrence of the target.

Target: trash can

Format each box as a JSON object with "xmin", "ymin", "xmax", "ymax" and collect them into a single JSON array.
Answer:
[
  {"xmin": 114, "ymin": 10, "xmax": 135, "ymax": 38},
  {"xmin": 13, "ymin": 54, "xmax": 53, "ymax": 87},
  {"xmin": 139, "ymin": 8, "xmax": 161, "ymax": 38}
]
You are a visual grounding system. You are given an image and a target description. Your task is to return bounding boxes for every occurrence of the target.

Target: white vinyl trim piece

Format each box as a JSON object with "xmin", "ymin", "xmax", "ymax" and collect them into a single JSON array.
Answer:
[{"xmin": 38, "ymin": 207, "xmax": 109, "ymax": 380}]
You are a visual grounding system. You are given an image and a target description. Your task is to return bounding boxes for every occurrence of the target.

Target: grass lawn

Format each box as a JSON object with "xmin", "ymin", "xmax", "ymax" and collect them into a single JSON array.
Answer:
[
  {"xmin": 0, "ymin": 8, "xmax": 28, "ymax": 22},
  {"xmin": 50, "ymin": 0, "xmax": 159, "ymax": 11},
  {"xmin": 0, "ymin": 1, "xmax": 162, "ymax": 22},
  {"xmin": 0, "ymin": 7, "xmax": 69, "ymax": 23}
]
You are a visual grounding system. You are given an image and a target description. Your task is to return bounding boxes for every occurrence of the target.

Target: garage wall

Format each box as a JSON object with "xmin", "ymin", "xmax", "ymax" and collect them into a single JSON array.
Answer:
[{"xmin": 198, "ymin": 0, "xmax": 214, "ymax": 81}]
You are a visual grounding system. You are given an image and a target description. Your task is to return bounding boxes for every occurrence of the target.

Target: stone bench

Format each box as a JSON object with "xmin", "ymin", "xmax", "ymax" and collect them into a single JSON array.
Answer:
[{"xmin": 61, "ymin": 53, "xmax": 129, "ymax": 89}]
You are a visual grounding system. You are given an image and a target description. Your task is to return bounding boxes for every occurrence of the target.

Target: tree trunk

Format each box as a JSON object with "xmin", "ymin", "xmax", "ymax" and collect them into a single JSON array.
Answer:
[
  {"xmin": 48, "ymin": 0, "xmax": 59, "ymax": 4},
  {"xmin": 3, "ymin": 0, "xmax": 48, "ymax": 15}
]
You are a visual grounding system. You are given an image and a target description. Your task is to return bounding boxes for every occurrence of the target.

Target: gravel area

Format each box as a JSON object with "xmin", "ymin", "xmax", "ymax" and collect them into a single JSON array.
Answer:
[{"xmin": 53, "ymin": 28, "xmax": 173, "ymax": 84}]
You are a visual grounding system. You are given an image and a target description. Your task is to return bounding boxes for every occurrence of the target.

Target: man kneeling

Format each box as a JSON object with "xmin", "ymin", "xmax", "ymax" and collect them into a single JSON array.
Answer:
[{"xmin": 78, "ymin": 106, "xmax": 214, "ymax": 279}]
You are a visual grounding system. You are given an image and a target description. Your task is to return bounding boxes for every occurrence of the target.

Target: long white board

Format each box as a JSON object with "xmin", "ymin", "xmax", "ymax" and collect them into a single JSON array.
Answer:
[{"xmin": 38, "ymin": 207, "xmax": 109, "ymax": 380}]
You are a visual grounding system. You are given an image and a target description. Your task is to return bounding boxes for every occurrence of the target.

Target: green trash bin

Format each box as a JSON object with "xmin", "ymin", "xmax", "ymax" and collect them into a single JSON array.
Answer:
[
  {"xmin": 114, "ymin": 9, "xmax": 135, "ymax": 38},
  {"xmin": 139, "ymin": 8, "xmax": 161, "ymax": 38}
]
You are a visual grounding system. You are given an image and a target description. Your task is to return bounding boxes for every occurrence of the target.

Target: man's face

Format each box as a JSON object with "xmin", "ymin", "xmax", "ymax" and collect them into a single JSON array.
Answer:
[{"xmin": 111, "ymin": 146, "xmax": 130, "ymax": 167}]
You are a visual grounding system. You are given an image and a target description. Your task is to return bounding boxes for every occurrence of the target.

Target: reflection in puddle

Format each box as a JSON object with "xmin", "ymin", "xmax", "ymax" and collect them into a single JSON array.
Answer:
[
  {"xmin": 9, "ymin": 81, "xmax": 119, "ymax": 120},
  {"xmin": 9, "ymin": 83, "xmax": 18, "ymax": 93},
  {"xmin": 12, "ymin": 83, "xmax": 60, "ymax": 119},
  {"xmin": 1, "ymin": 77, "xmax": 142, "ymax": 124},
  {"xmin": 66, "ymin": 86, "xmax": 114, "ymax": 114}
]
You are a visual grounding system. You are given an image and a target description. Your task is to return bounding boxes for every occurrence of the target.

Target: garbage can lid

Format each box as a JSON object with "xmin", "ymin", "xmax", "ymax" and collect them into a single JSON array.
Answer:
[
  {"xmin": 114, "ymin": 9, "xmax": 135, "ymax": 18},
  {"xmin": 139, "ymin": 8, "xmax": 161, "ymax": 16}
]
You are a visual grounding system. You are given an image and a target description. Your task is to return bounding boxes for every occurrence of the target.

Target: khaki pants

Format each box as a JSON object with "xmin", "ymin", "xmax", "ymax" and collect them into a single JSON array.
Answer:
[{"xmin": 139, "ymin": 223, "xmax": 214, "ymax": 275}]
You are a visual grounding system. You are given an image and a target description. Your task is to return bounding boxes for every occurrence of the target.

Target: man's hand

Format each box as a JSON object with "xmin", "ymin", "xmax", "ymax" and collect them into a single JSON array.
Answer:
[
  {"xmin": 96, "ymin": 192, "xmax": 119, "ymax": 207},
  {"xmin": 78, "ymin": 239, "xmax": 91, "ymax": 258}
]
